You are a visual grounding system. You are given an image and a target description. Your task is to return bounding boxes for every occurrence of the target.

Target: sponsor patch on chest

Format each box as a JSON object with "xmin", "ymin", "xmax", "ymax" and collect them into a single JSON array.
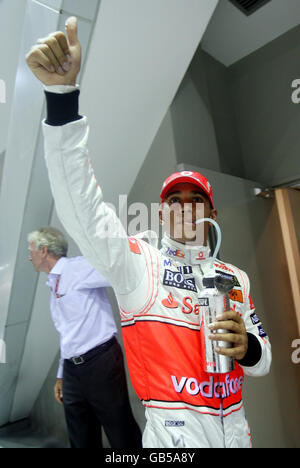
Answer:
[{"xmin": 163, "ymin": 269, "xmax": 197, "ymax": 292}]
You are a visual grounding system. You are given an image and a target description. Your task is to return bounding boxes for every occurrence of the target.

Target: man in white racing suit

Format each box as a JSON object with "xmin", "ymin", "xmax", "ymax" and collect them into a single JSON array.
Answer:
[{"xmin": 26, "ymin": 17, "xmax": 271, "ymax": 448}]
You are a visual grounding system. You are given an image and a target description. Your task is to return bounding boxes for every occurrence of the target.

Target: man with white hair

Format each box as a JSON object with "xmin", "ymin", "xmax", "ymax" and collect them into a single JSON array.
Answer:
[{"xmin": 28, "ymin": 227, "xmax": 142, "ymax": 449}]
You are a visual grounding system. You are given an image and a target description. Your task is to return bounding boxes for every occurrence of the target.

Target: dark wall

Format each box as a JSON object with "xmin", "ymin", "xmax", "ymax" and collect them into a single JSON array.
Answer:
[
  {"xmin": 168, "ymin": 25, "xmax": 300, "ymax": 188},
  {"xmin": 202, "ymin": 50, "xmax": 245, "ymax": 178},
  {"xmin": 228, "ymin": 25, "xmax": 300, "ymax": 187}
]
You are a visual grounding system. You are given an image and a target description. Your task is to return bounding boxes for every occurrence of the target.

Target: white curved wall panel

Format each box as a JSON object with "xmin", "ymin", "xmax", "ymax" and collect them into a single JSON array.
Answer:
[
  {"xmin": 1, "ymin": 0, "xmax": 218, "ymax": 423},
  {"xmin": 0, "ymin": 0, "xmax": 27, "ymax": 155},
  {"xmin": 80, "ymin": 0, "xmax": 219, "ymax": 208},
  {"xmin": 0, "ymin": 0, "xmax": 61, "ymax": 426},
  {"xmin": 0, "ymin": 0, "xmax": 100, "ymax": 425}
]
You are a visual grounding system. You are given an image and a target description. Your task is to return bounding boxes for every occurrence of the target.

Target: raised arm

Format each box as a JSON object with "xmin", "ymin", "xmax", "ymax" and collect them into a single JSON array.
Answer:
[{"xmin": 26, "ymin": 17, "xmax": 146, "ymax": 295}]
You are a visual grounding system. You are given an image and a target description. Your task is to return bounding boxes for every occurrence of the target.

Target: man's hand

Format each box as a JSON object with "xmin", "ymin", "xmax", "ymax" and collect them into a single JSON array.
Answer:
[
  {"xmin": 208, "ymin": 310, "xmax": 248, "ymax": 361},
  {"xmin": 26, "ymin": 16, "xmax": 81, "ymax": 86},
  {"xmin": 54, "ymin": 378, "xmax": 63, "ymax": 404}
]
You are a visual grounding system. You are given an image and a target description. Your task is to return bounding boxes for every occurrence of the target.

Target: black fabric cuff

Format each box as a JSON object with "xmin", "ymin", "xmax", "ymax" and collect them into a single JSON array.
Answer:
[
  {"xmin": 44, "ymin": 89, "xmax": 82, "ymax": 126},
  {"xmin": 237, "ymin": 332, "xmax": 262, "ymax": 367}
]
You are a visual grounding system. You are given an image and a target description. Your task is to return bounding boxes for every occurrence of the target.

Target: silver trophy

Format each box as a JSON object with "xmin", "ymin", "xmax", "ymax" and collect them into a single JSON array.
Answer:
[{"xmin": 195, "ymin": 218, "xmax": 235, "ymax": 374}]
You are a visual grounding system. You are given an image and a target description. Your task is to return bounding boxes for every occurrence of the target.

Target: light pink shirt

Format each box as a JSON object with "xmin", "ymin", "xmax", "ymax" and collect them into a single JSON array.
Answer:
[{"xmin": 46, "ymin": 256, "xmax": 117, "ymax": 378}]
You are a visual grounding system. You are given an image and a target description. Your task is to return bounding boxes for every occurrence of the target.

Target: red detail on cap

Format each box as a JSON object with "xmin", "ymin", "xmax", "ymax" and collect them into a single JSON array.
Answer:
[
  {"xmin": 128, "ymin": 238, "xmax": 141, "ymax": 255},
  {"xmin": 160, "ymin": 171, "xmax": 214, "ymax": 208}
]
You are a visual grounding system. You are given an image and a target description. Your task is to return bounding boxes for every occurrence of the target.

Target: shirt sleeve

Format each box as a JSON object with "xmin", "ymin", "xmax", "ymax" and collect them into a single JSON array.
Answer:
[
  {"xmin": 57, "ymin": 355, "xmax": 64, "ymax": 379},
  {"xmin": 76, "ymin": 257, "xmax": 111, "ymax": 289}
]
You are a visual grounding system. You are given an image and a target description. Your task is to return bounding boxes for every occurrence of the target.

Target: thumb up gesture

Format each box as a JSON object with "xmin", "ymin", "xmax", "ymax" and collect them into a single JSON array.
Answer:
[{"xmin": 26, "ymin": 16, "xmax": 81, "ymax": 86}]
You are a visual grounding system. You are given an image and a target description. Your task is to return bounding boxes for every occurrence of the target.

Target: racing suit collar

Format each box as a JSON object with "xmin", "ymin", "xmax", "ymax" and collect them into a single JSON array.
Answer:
[
  {"xmin": 160, "ymin": 233, "xmax": 211, "ymax": 265},
  {"xmin": 134, "ymin": 230, "xmax": 159, "ymax": 248}
]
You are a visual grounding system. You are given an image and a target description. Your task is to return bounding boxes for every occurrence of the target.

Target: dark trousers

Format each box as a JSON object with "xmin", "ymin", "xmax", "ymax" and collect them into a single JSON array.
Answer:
[{"xmin": 62, "ymin": 338, "xmax": 142, "ymax": 448}]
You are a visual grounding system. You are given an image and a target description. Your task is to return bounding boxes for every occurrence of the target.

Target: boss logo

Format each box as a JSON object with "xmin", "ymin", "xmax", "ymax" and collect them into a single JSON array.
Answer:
[{"xmin": 163, "ymin": 269, "xmax": 196, "ymax": 292}]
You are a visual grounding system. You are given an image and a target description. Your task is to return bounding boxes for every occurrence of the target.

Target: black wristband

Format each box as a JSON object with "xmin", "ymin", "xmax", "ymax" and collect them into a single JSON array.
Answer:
[
  {"xmin": 44, "ymin": 89, "xmax": 82, "ymax": 126},
  {"xmin": 237, "ymin": 332, "xmax": 262, "ymax": 367}
]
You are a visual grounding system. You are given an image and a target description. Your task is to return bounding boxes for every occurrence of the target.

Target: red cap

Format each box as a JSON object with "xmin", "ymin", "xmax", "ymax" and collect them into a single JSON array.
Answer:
[{"xmin": 160, "ymin": 171, "xmax": 214, "ymax": 208}]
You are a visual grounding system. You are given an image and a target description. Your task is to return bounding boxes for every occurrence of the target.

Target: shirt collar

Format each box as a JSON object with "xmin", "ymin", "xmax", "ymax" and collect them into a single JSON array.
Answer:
[
  {"xmin": 48, "ymin": 256, "xmax": 68, "ymax": 276},
  {"xmin": 160, "ymin": 233, "xmax": 211, "ymax": 265}
]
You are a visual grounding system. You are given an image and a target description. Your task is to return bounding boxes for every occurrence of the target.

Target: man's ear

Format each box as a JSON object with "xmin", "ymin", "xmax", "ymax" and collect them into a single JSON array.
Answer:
[
  {"xmin": 40, "ymin": 246, "xmax": 48, "ymax": 257},
  {"xmin": 210, "ymin": 209, "xmax": 218, "ymax": 221}
]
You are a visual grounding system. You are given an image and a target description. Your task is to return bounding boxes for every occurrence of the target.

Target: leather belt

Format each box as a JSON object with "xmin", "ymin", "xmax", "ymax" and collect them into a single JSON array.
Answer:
[{"xmin": 68, "ymin": 336, "xmax": 116, "ymax": 366}]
